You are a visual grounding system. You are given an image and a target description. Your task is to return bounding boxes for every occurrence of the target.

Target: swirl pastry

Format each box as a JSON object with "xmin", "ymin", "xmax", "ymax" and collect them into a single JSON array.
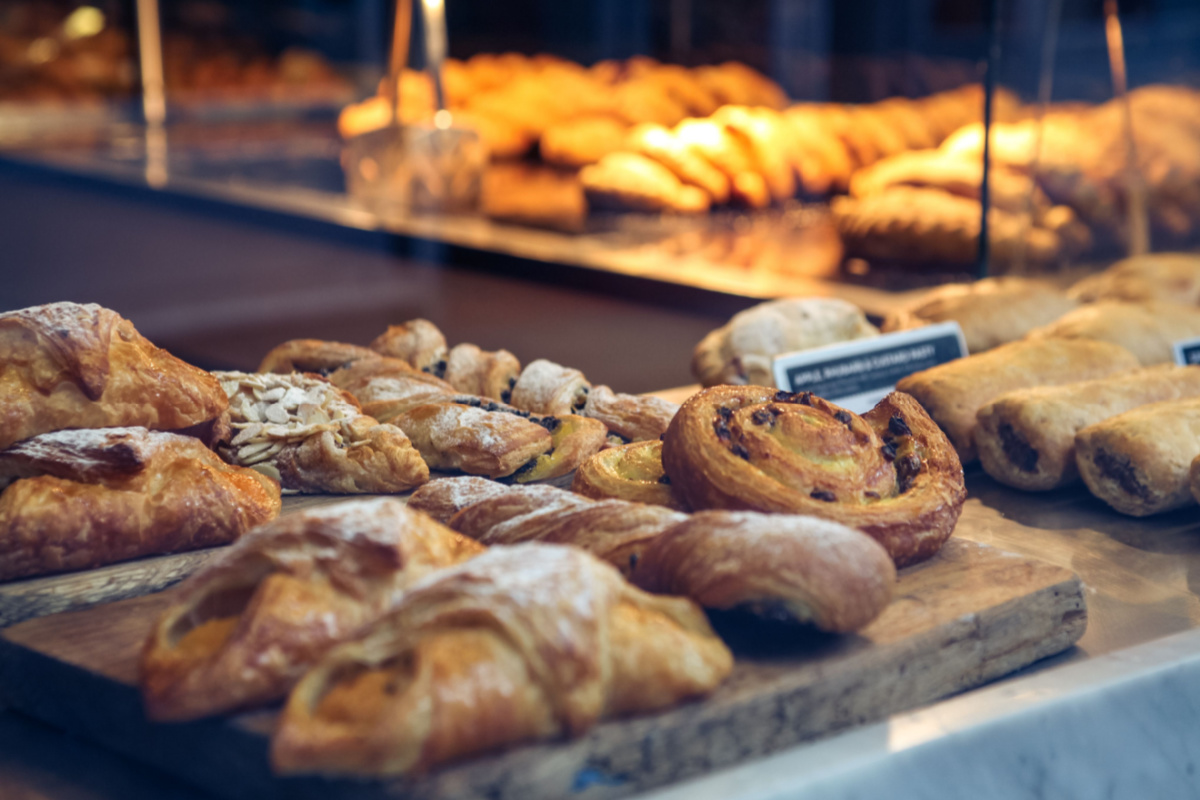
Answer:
[
  {"xmin": 442, "ymin": 343, "xmax": 522, "ymax": 402},
  {"xmin": 369, "ymin": 319, "xmax": 448, "ymax": 374},
  {"xmin": 1025, "ymin": 301, "xmax": 1200, "ymax": 366},
  {"xmin": 660, "ymin": 387, "xmax": 966, "ymax": 567},
  {"xmin": 0, "ymin": 428, "xmax": 280, "ymax": 582},
  {"xmin": 572, "ymin": 439, "xmax": 686, "ymax": 510},
  {"xmin": 141, "ymin": 498, "xmax": 483, "ymax": 721},
  {"xmin": 215, "ymin": 372, "xmax": 429, "ymax": 493},
  {"xmin": 256, "ymin": 340, "xmax": 381, "ymax": 376},
  {"xmin": 631, "ymin": 511, "xmax": 895, "ymax": 633},
  {"xmin": 0, "ymin": 302, "xmax": 228, "ymax": 450},
  {"xmin": 510, "ymin": 359, "xmax": 591, "ymax": 415},
  {"xmin": 271, "ymin": 544, "xmax": 732, "ymax": 777}
]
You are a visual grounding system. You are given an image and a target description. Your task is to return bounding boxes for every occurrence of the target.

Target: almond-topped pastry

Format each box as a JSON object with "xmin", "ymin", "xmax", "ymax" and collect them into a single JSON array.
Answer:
[
  {"xmin": 214, "ymin": 371, "xmax": 429, "ymax": 494},
  {"xmin": 661, "ymin": 387, "xmax": 966, "ymax": 567},
  {"xmin": 271, "ymin": 544, "xmax": 732, "ymax": 777},
  {"xmin": 0, "ymin": 302, "xmax": 228, "ymax": 450},
  {"xmin": 141, "ymin": 498, "xmax": 483, "ymax": 721},
  {"xmin": 0, "ymin": 428, "xmax": 280, "ymax": 581},
  {"xmin": 256, "ymin": 339, "xmax": 381, "ymax": 375}
]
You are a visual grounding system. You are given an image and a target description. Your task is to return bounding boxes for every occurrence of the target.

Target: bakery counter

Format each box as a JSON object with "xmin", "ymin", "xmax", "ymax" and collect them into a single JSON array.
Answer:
[{"xmin": 3, "ymin": 464, "xmax": 1200, "ymax": 800}]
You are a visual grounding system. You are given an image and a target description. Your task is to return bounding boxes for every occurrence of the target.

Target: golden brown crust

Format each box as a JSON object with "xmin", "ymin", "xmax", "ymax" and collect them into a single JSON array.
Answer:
[
  {"xmin": 0, "ymin": 428, "xmax": 280, "ymax": 582},
  {"xmin": 271, "ymin": 544, "xmax": 732, "ymax": 777},
  {"xmin": 661, "ymin": 387, "xmax": 966, "ymax": 567},
  {"xmin": 1075, "ymin": 397, "xmax": 1200, "ymax": 516},
  {"xmin": 1025, "ymin": 301, "xmax": 1200, "ymax": 366},
  {"xmin": 895, "ymin": 339, "xmax": 1141, "ymax": 463},
  {"xmin": 407, "ymin": 476, "xmax": 519, "ymax": 524},
  {"xmin": 140, "ymin": 498, "xmax": 483, "ymax": 721},
  {"xmin": 327, "ymin": 357, "xmax": 455, "ymax": 423},
  {"xmin": 393, "ymin": 403, "xmax": 551, "ymax": 479},
  {"xmin": 509, "ymin": 359, "xmax": 592, "ymax": 415},
  {"xmin": 1069, "ymin": 253, "xmax": 1200, "ymax": 304},
  {"xmin": 624, "ymin": 123, "xmax": 731, "ymax": 204},
  {"xmin": 581, "ymin": 152, "xmax": 711, "ymax": 214},
  {"xmin": 581, "ymin": 384, "xmax": 678, "ymax": 442},
  {"xmin": 510, "ymin": 414, "xmax": 608, "ymax": 484},
  {"xmin": 369, "ymin": 320, "xmax": 448, "ymax": 372},
  {"xmin": 256, "ymin": 340, "xmax": 381, "ymax": 375},
  {"xmin": 631, "ymin": 511, "xmax": 895, "ymax": 633},
  {"xmin": 0, "ymin": 302, "xmax": 228, "ymax": 450},
  {"xmin": 442, "ymin": 343, "xmax": 521, "ymax": 402},
  {"xmin": 976, "ymin": 365, "xmax": 1200, "ymax": 491},
  {"xmin": 572, "ymin": 439, "xmax": 686, "ymax": 510},
  {"xmin": 539, "ymin": 115, "xmax": 629, "ymax": 168}
]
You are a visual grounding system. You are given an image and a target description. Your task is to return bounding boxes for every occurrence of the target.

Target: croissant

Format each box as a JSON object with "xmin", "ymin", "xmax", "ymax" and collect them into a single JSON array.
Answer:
[
  {"xmin": 271, "ymin": 544, "xmax": 732, "ymax": 777},
  {"xmin": 572, "ymin": 439, "xmax": 685, "ymax": 509},
  {"xmin": 140, "ymin": 498, "xmax": 483, "ymax": 721},
  {"xmin": 0, "ymin": 302, "xmax": 228, "ymax": 450},
  {"xmin": 0, "ymin": 428, "xmax": 280, "ymax": 582},
  {"xmin": 256, "ymin": 340, "xmax": 381, "ymax": 376},
  {"xmin": 661, "ymin": 387, "xmax": 966, "ymax": 567}
]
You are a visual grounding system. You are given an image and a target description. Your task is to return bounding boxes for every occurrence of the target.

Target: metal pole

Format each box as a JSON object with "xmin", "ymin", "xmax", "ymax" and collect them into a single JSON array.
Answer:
[{"xmin": 976, "ymin": 0, "xmax": 1001, "ymax": 279}]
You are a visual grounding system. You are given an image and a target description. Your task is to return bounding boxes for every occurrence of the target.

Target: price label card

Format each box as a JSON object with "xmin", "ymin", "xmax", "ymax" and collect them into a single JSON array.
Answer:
[
  {"xmin": 772, "ymin": 322, "xmax": 968, "ymax": 413},
  {"xmin": 1174, "ymin": 336, "xmax": 1200, "ymax": 366}
]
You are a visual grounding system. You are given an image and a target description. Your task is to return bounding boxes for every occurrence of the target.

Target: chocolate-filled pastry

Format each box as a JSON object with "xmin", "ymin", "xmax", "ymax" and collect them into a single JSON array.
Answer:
[
  {"xmin": 442, "ymin": 343, "xmax": 522, "ymax": 402},
  {"xmin": 895, "ymin": 339, "xmax": 1141, "ymax": 463},
  {"xmin": 407, "ymin": 476, "xmax": 519, "ymax": 524},
  {"xmin": 215, "ymin": 372, "xmax": 429, "ymax": 494},
  {"xmin": 0, "ymin": 302, "xmax": 228, "ymax": 450},
  {"xmin": 581, "ymin": 385, "xmax": 679, "ymax": 443},
  {"xmin": 271, "ymin": 544, "xmax": 732, "ymax": 777},
  {"xmin": 572, "ymin": 439, "xmax": 686, "ymax": 510},
  {"xmin": 1025, "ymin": 301, "xmax": 1200, "ymax": 366},
  {"xmin": 369, "ymin": 319, "xmax": 448, "ymax": 374},
  {"xmin": 661, "ymin": 387, "xmax": 966, "ymax": 567},
  {"xmin": 1068, "ymin": 252, "xmax": 1200, "ymax": 304},
  {"xmin": 1076, "ymin": 397, "xmax": 1200, "ymax": 516},
  {"xmin": 393, "ymin": 403, "xmax": 552, "ymax": 479},
  {"xmin": 509, "ymin": 414, "xmax": 608, "ymax": 483},
  {"xmin": 327, "ymin": 358, "xmax": 456, "ymax": 423},
  {"xmin": 630, "ymin": 511, "xmax": 895, "ymax": 633},
  {"xmin": 140, "ymin": 498, "xmax": 483, "ymax": 721},
  {"xmin": 256, "ymin": 340, "xmax": 381, "ymax": 376},
  {"xmin": 509, "ymin": 359, "xmax": 592, "ymax": 415},
  {"xmin": 976, "ymin": 365, "xmax": 1200, "ymax": 491},
  {"xmin": 0, "ymin": 428, "xmax": 280, "ymax": 582}
]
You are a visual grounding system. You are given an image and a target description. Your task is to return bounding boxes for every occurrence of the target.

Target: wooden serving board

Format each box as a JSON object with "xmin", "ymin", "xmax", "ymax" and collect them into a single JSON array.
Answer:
[{"xmin": 0, "ymin": 538, "xmax": 1086, "ymax": 800}]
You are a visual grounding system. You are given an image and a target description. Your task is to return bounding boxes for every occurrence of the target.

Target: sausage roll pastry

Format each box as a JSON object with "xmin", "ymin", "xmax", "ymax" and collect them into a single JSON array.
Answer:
[
  {"xmin": 631, "ymin": 511, "xmax": 895, "ymax": 633},
  {"xmin": 572, "ymin": 439, "xmax": 684, "ymax": 509},
  {"xmin": 1025, "ymin": 301, "xmax": 1200, "ymax": 366},
  {"xmin": 215, "ymin": 372, "xmax": 429, "ymax": 494},
  {"xmin": 1068, "ymin": 252, "xmax": 1200, "ymax": 304},
  {"xmin": 441, "ymin": 343, "xmax": 522, "ymax": 403},
  {"xmin": 1075, "ymin": 397, "xmax": 1200, "ymax": 516},
  {"xmin": 256, "ymin": 339, "xmax": 381, "ymax": 376},
  {"xmin": 0, "ymin": 428, "xmax": 280, "ymax": 582},
  {"xmin": 140, "ymin": 498, "xmax": 483, "ymax": 721},
  {"xmin": 509, "ymin": 359, "xmax": 592, "ymax": 415},
  {"xmin": 369, "ymin": 319, "xmax": 448, "ymax": 374},
  {"xmin": 0, "ymin": 302, "xmax": 228, "ymax": 450},
  {"xmin": 271, "ymin": 544, "xmax": 732, "ymax": 777},
  {"xmin": 581, "ymin": 385, "xmax": 678, "ymax": 443},
  {"xmin": 976, "ymin": 365, "xmax": 1200, "ymax": 491},
  {"xmin": 895, "ymin": 339, "xmax": 1140, "ymax": 463},
  {"xmin": 661, "ymin": 387, "xmax": 966, "ymax": 567}
]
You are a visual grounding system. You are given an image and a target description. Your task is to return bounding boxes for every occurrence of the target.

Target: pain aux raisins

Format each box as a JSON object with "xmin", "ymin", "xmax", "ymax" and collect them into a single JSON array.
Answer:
[
  {"xmin": 657, "ymin": 473, "xmax": 672, "ymax": 484},
  {"xmin": 730, "ymin": 443, "xmax": 751, "ymax": 460},
  {"xmin": 888, "ymin": 415, "xmax": 912, "ymax": 438},
  {"xmin": 896, "ymin": 452, "xmax": 922, "ymax": 493},
  {"xmin": 880, "ymin": 442, "xmax": 897, "ymax": 461},
  {"xmin": 834, "ymin": 410, "xmax": 852, "ymax": 426},
  {"xmin": 750, "ymin": 409, "xmax": 773, "ymax": 426},
  {"xmin": 810, "ymin": 488, "xmax": 836, "ymax": 502}
]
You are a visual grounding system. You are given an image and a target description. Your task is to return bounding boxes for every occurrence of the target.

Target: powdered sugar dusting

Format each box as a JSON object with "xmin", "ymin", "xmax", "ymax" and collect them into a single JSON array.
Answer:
[{"xmin": 511, "ymin": 359, "xmax": 589, "ymax": 414}]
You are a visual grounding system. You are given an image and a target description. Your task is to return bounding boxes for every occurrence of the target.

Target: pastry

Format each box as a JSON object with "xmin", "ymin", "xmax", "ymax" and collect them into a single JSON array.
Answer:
[
  {"xmin": 673, "ymin": 118, "xmax": 771, "ymax": 209},
  {"xmin": 407, "ymin": 476, "xmax": 519, "ymax": 524},
  {"xmin": 508, "ymin": 413, "xmax": 608, "ymax": 483},
  {"xmin": 1025, "ymin": 301, "xmax": 1200, "ymax": 366},
  {"xmin": 580, "ymin": 384, "xmax": 678, "ymax": 443},
  {"xmin": 1189, "ymin": 454, "xmax": 1200, "ymax": 506},
  {"xmin": 256, "ymin": 340, "xmax": 381, "ymax": 376},
  {"xmin": 1069, "ymin": 253, "xmax": 1200, "ymax": 304},
  {"xmin": 0, "ymin": 428, "xmax": 279, "ymax": 582},
  {"xmin": 895, "ymin": 339, "xmax": 1141, "ymax": 463},
  {"xmin": 140, "ymin": 498, "xmax": 483, "ymax": 721},
  {"xmin": 580, "ymin": 152, "xmax": 711, "ymax": 214},
  {"xmin": 215, "ymin": 371, "xmax": 429, "ymax": 493},
  {"xmin": 271, "ymin": 544, "xmax": 732, "ymax": 776},
  {"xmin": 881, "ymin": 277, "xmax": 1080, "ymax": 354},
  {"xmin": 539, "ymin": 115, "xmax": 629, "ymax": 168},
  {"xmin": 0, "ymin": 302, "xmax": 228, "ymax": 450},
  {"xmin": 509, "ymin": 359, "xmax": 591, "ymax": 415},
  {"xmin": 369, "ymin": 319, "xmax": 448, "ymax": 373},
  {"xmin": 631, "ymin": 511, "xmax": 895, "ymax": 633},
  {"xmin": 480, "ymin": 163, "xmax": 587, "ymax": 233},
  {"xmin": 692, "ymin": 298, "xmax": 879, "ymax": 388},
  {"xmin": 624, "ymin": 123, "xmax": 731, "ymax": 204},
  {"xmin": 693, "ymin": 62, "xmax": 788, "ymax": 110},
  {"xmin": 442, "ymin": 343, "xmax": 521, "ymax": 402},
  {"xmin": 1075, "ymin": 397, "xmax": 1200, "ymax": 516},
  {"xmin": 660, "ymin": 387, "xmax": 966, "ymax": 567},
  {"xmin": 392, "ymin": 403, "xmax": 552, "ymax": 479},
  {"xmin": 572, "ymin": 439, "xmax": 686, "ymax": 510},
  {"xmin": 976, "ymin": 365, "xmax": 1200, "ymax": 491},
  {"xmin": 327, "ymin": 357, "xmax": 457, "ymax": 423},
  {"xmin": 712, "ymin": 106, "xmax": 797, "ymax": 203}
]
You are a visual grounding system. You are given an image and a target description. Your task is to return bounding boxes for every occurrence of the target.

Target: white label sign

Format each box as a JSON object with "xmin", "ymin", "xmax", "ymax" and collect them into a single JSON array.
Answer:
[{"xmin": 1174, "ymin": 336, "xmax": 1200, "ymax": 366}]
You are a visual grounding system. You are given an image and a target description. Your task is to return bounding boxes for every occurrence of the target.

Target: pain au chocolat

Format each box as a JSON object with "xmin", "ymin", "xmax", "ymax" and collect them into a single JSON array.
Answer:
[{"xmin": 661, "ymin": 386, "xmax": 966, "ymax": 567}]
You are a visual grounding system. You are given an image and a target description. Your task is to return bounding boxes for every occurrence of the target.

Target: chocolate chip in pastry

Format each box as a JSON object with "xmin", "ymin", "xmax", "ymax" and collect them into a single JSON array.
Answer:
[
  {"xmin": 140, "ymin": 497, "xmax": 483, "ymax": 721},
  {"xmin": 509, "ymin": 359, "xmax": 592, "ymax": 415},
  {"xmin": 215, "ymin": 371, "xmax": 429, "ymax": 494},
  {"xmin": 272, "ymin": 544, "xmax": 732, "ymax": 777},
  {"xmin": 1025, "ymin": 301, "xmax": 1200, "ymax": 366},
  {"xmin": 630, "ymin": 511, "xmax": 895, "ymax": 633},
  {"xmin": 976, "ymin": 365, "xmax": 1200, "ymax": 491},
  {"xmin": 442, "ymin": 343, "xmax": 522, "ymax": 402},
  {"xmin": 369, "ymin": 319, "xmax": 448, "ymax": 375},
  {"xmin": 392, "ymin": 402, "xmax": 552, "ymax": 479},
  {"xmin": 661, "ymin": 387, "xmax": 966, "ymax": 567},
  {"xmin": 0, "ymin": 302, "xmax": 228, "ymax": 450},
  {"xmin": 256, "ymin": 339, "xmax": 382, "ymax": 376},
  {"xmin": 572, "ymin": 439, "xmax": 686, "ymax": 510},
  {"xmin": 1069, "ymin": 252, "xmax": 1200, "ymax": 304},
  {"xmin": 0, "ymin": 427, "xmax": 280, "ymax": 582},
  {"xmin": 895, "ymin": 338, "xmax": 1141, "ymax": 463},
  {"xmin": 581, "ymin": 384, "xmax": 678, "ymax": 442},
  {"xmin": 508, "ymin": 413, "xmax": 608, "ymax": 484}
]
